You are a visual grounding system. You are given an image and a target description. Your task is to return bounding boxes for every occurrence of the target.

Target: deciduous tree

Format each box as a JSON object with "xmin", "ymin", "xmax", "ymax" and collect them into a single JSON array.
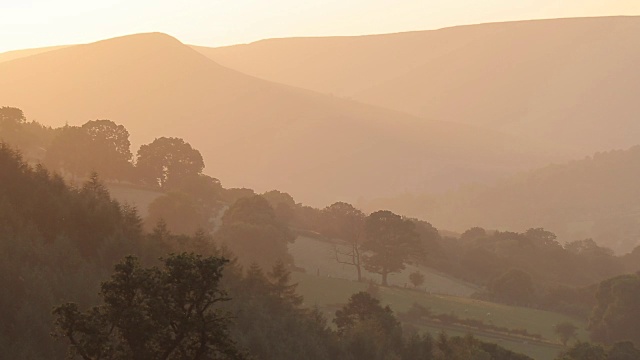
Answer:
[
  {"xmin": 52, "ymin": 253, "xmax": 244, "ymax": 360},
  {"xmin": 136, "ymin": 137, "xmax": 204, "ymax": 189},
  {"xmin": 362, "ymin": 210, "xmax": 421, "ymax": 286},
  {"xmin": 322, "ymin": 202, "xmax": 365, "ymax": 281}
]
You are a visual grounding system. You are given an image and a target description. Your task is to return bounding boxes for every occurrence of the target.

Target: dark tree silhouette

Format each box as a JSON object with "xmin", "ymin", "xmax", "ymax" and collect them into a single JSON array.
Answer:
[
  {"xmin": 136, "ymin": 137, "xmax": 204, "ymax": 189},
  {"xmin": 45, "ymin": 125, "xmax": 93, "ymax": 178},
  {"xmin": 216, "ymin": 195, "xmax": 294, "ymax": 268},
  {"xmin": 362, "ymin": 210, "xmax": 421, "ymax": 286},
  {"xmin": 322, "ymin": 202, "xmax": 365, "ymax": 281},
  {"xmin": 81, "ymin": 119, "xmax": 133, "ymax": 178},
  {"xmin": 0, "ymin": 106, "xmax": 25, "ymax": 133},
  {"xmin": 409, "ymin": 271, "xmax": 425, "ymax": 288},
  {"xmin": 45, "ymin": 120, "xmax": 133, "ymax": 180},
  {"xmin": 53, "ymin": 253, "xmax": 244, "ymax": 360},
  {"xmin": 334, "ymin": 292, "xmax": 402, "ymax": 360},
  {"xmin": 488, "ymin": 269, "xmax": 535, "ymax": 306}
]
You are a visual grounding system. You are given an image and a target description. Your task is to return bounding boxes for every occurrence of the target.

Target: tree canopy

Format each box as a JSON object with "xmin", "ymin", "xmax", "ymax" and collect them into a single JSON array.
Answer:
[
  {"xmin": 362, "ymin": 210, "xmax": 421, "ymax": 286},
  {"xmin": 53, "ymin": 253, "xmax": 244, "ymax": 360},
  {"xmin": 216, "ymin": 195, "xmax": 294, "ymax": 268},
  {"xmin": 45, "ymin": 120, "xmax": 134, "ymax": 180},
  {"xmin": 322, "ymin": 202, "xmax": 366, "ymax": 281},
  {"xmin": 136, "ymin": 137, "xmax": 204, "ymax": 189}
]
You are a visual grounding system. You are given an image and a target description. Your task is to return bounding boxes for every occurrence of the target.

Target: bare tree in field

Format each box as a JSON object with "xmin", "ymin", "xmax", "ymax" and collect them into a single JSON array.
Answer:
[{"xmin": 322, "ymin": 202, "xmax": 366, "ymax": 281}]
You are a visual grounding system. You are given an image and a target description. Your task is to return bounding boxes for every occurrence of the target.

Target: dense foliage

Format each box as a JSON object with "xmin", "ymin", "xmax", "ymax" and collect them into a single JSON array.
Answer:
[{"xmin": 53, "ymin": 254, "xmax": 243, "ymax": 360}]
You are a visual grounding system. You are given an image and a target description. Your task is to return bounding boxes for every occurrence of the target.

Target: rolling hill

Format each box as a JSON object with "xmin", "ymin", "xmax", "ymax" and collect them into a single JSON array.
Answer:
[
  {"xmin": 197, "ymin": 16, "xmax": 640, "ymax": 156},
  {"xmin": 363, "ymin": 146, "xmax": 640, "ymax": 254},
  {"xmin": 0, "ymin": 32, "xmax": 548, "ymax": 206},
  {"xmin": 0, "ymin": 45, "xmax": 70, "ymax": 64}
]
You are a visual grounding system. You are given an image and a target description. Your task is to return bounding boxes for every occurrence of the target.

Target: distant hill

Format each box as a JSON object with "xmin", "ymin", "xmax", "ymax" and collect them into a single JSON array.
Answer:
[
  {"xmin": 198, "ymin": 16, "xmax": 640, "ymax": 156},
  {"xmin": 0, "ymin": 32, "xmax": 548, "ymax": 206},
  {"xmin": 363, "ymin": 146, "xmax": 640, "ymax": 254},
  {"xmin": 0, "ymin": 45, "xmax": 70, "ymax": 63}
]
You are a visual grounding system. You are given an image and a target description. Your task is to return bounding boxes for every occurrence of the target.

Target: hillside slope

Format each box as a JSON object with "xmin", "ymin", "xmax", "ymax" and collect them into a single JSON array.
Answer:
[
  {"xmin": 199, "ymin": 16, "xmax": 640, "ymax": 155},
  {"xmin": 0, "ymin": 45, "xmax": 70, "ymax": 63},
  {"xmin": 364, "ymin": 146, "xmax": 640, "ymax": 253},
  {"xmin": 0, "ymin": 33, "xmax": 547, "ymax": 206}
]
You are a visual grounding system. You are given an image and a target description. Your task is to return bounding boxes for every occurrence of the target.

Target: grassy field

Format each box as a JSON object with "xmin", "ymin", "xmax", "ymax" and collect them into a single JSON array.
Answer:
[
  {"xmin": 289, "ymin": 236, "xmax": 480, "ymax": 297},
  {"xmin": 293, "ymin": 272, "xmax": 584, "ymax": 360},
  {"xmin": 289, "ymin": 236, "xmax": 587, "ymax": 360}
]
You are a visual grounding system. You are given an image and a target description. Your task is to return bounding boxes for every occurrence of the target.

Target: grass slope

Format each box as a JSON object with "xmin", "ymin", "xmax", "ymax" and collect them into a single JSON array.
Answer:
[
  {"xmin": 289, "ymin": 235, "xmax": 479, "ymax": 297},
  {"xmin": 294, "ymin": 272, "xmax": 585, "ymax": 360},
  {"xmin": 289, "ymin": 235, "xmax": 586, "ymax": 360}
]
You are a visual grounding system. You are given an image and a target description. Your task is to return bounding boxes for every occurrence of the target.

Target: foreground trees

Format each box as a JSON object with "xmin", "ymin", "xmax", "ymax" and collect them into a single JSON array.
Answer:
[
  {"xmin": 334, "ymin": 292, "xmax": 402, "ymax": 360},
  {"xmin": 362, "ymin": 210, "xmax": 421, "ymax": 286},
  {"xmin": 53, "ymin": 253, "xmax": 244, "ymax": 360},
  {"xmin": 556, "ymin": 341, "xmax": 640, "ymax": 360}
]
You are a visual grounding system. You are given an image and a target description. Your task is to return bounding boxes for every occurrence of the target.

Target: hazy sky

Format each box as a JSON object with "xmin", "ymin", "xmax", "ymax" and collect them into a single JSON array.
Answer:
[{"xmin": 2, "ymin": 0, "xmax": 640, "ymax": 52}]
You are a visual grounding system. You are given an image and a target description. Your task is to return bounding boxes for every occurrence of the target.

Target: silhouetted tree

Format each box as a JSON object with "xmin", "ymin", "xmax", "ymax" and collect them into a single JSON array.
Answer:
[
  {"xmin": 322, "ymin": 202, "xmax": 366, "ymax": 281},
  {"xmin": 136, "ymin": 137, "xmax": 204, "ymax": 189},
  {"xmin": 362, "ymin": 210, "xmax": 421, "ymax": 286},
  {"xmin": 488, "ymin": 269, "xmax": 535, "ymax": 306},
  {"xmin": 81, "ymin": 119, "xmax": 133, "ymax": 179},
  {"xmin": 409, "ymin": 271, "xmax": 425, "ymax": 288},
  {"xmin": 53, "ymin": 253, "xmax": 244, "ymax": 360},
  {"xmin": 216, "ymin": 195, "xmax": 293, "ymax": 268},
  {"xmin": 261, "ymin": 190, "xmax": 296, "ymax": 224},
  {"xmin": 334, "ymin": 292, "xmax": 402, "ymax": 360},
  {"xmin": 0, "ymin": 106, "xmax": 26, "ymax": 142},
  {"xmin": 45, "ymin": 120, "xmax": 134, "ymax": 180},
  {"xmin": 45, "ymin": 125, "xmax": 93, "ymax": 178},
  {"xmin": 460, "ymin": 226, "xmax": 487, "ymax": 241}
]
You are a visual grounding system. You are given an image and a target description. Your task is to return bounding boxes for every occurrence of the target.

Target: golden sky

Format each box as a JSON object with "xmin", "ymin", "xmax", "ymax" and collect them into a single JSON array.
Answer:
[{"xmin": 2, "ymin": 0, "xmax": 640, "ymax": 52}]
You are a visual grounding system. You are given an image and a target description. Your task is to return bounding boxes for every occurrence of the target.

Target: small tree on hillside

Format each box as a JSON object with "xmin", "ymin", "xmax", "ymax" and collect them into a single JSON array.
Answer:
[{"xmin": 409, "ymin": 271, "xmax": 425, "ymax": 288}]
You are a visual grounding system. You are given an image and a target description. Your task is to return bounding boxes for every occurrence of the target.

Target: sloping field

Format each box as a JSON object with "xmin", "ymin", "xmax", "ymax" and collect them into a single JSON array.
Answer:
[
  {"xmin": 293, "ymin": 272, "xmax": 586, "ymax": 360},
  {"xmin": 289, "ymin": 235, "xmax": 479, "ymax": 296}
]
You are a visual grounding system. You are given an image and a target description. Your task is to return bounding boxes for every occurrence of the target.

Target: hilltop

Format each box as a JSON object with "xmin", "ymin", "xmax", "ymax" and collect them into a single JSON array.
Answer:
[{"xmin": 0, "ymin": 32, "xmax": 545, "ymax": 206}]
